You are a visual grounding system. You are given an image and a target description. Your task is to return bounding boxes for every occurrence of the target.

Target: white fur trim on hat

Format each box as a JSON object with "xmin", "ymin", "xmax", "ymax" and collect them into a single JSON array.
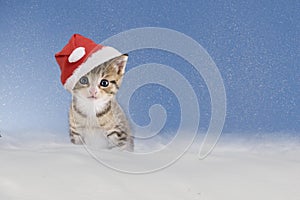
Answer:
[{"xmin": 64, "ymin": 46, "xmax": 122, "ymax": 92}]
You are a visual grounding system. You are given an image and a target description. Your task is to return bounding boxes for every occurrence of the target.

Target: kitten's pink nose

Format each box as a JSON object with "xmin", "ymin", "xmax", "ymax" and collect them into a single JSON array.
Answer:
[{"xmin": 89, "ymin": 88, "xmax": 98, "ymax": 96}]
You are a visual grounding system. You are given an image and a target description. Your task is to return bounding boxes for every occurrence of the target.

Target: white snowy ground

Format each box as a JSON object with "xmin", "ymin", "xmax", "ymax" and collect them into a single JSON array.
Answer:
[{"xmin": 0, "ymin": 132, "xmax": 299, "ymax": 200}]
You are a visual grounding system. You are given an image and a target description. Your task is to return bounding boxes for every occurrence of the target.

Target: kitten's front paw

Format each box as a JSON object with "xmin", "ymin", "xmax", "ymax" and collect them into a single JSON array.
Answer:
[
  {"xmin": 70, "ymin": 134, "xmax": 85, "ymax": 145},
  {"xmin": 106, "ymin": 130, "xmax": 128, "ymax": 149}
]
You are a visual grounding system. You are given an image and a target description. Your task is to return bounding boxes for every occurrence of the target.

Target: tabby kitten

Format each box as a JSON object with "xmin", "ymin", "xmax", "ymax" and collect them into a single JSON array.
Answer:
[{"xmin": 69, "ymin": 54, "xmax": 133, "ymax": 151}]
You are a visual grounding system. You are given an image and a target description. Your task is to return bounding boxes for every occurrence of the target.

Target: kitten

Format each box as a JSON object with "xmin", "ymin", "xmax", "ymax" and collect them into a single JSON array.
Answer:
[{"xmin": 69, "ymin": 54, "xmax": 133, "ymax": 151}]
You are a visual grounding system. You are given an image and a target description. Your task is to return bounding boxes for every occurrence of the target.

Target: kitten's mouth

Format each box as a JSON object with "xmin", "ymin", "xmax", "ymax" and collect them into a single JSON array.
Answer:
[{"xmin": 88, "ymin": 96, "xmax": 98, "ymax": 100}]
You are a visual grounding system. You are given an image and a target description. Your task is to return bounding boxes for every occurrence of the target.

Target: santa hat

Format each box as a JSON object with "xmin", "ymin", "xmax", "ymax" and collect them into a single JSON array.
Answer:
[{"xmin": 55, "ymin": 34, "xmax": 123, "ymax": 92}]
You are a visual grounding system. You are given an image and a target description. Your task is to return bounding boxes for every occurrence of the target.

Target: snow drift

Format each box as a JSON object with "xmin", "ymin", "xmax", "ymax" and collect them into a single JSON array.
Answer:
[{"xmin": 0, "ymin": 132, "xmax": 299, "ymax": 200}]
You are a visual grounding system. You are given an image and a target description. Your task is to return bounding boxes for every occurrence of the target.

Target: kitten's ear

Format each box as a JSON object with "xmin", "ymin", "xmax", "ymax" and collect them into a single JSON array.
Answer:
[{"xmin": 112, "ymin": 54, "xmax": 128, "ymax": 75}]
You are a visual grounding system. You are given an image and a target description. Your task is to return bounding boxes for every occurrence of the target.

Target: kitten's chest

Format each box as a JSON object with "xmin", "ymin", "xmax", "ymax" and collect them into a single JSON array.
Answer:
[
  {"xmin": 73, "ymin": 97, "xmax": 110, "ymax": 128},
  {"xmin": 75, "ymin": 113, "xmax": 103, "ymax": 138},
  {"xmin": 77, "ymin": 96, "xmax": 108, "ymax": 112},
  {"xmin": 80, "ymin": 115, "xmax": 98, "ymax": 127}
]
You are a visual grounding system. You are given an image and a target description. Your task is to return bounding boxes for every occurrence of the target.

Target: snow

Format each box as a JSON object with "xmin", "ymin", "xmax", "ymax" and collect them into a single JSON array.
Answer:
[{"xmin": 0, "ymin": 132, "xmax": 299, "ymax": 200}]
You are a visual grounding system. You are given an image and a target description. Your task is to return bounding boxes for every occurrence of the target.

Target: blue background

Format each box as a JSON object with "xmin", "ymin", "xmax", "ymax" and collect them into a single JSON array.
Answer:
[{"xmin": 0, "ymin": 1, "xmax": 299, "ymax": 135}]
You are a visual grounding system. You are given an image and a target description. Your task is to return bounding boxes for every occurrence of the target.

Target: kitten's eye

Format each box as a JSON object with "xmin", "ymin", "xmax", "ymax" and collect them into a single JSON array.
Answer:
[
  {"xmin": 100, "ymin": 79, "xmax": 109, "ymax": 87},
  {"xmin": 79, "ymin": 76, "xmax": 89, "ymax": 85}
]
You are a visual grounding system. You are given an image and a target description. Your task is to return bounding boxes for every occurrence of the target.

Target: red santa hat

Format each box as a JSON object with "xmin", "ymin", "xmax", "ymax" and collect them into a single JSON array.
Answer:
[{"xmin": 55, "ymin": 34, "xmax": 122, "ymax": 92}]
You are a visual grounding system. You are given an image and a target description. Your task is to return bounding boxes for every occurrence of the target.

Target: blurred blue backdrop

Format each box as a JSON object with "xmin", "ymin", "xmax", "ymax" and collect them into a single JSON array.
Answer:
[{"xmin": 0, "ymin": 0, "xmax": 299, "ymax": 135}]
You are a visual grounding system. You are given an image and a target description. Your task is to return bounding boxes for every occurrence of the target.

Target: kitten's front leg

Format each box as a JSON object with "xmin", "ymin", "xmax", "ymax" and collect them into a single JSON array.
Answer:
[{"xmin": 69, "ymin": 129, "xmax": 85, "ymax": 144}]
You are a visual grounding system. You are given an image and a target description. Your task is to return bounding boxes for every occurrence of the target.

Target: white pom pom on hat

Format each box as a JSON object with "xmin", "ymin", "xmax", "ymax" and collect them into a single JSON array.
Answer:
[{"xmin": 68, "ymin": 47, "xmax": 86, "ymax": 63}]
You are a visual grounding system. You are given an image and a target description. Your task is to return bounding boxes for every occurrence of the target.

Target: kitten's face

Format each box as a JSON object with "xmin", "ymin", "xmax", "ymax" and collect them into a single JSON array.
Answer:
[{"xmin": 72, "ymin": 55, "xmax": 128, "ymax": 102}]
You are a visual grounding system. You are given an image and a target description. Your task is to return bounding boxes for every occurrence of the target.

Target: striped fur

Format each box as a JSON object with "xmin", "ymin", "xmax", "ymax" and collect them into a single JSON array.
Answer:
[{"xmin": 69, "ymin": 55, "xmax": 133, "ymax": 151}]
